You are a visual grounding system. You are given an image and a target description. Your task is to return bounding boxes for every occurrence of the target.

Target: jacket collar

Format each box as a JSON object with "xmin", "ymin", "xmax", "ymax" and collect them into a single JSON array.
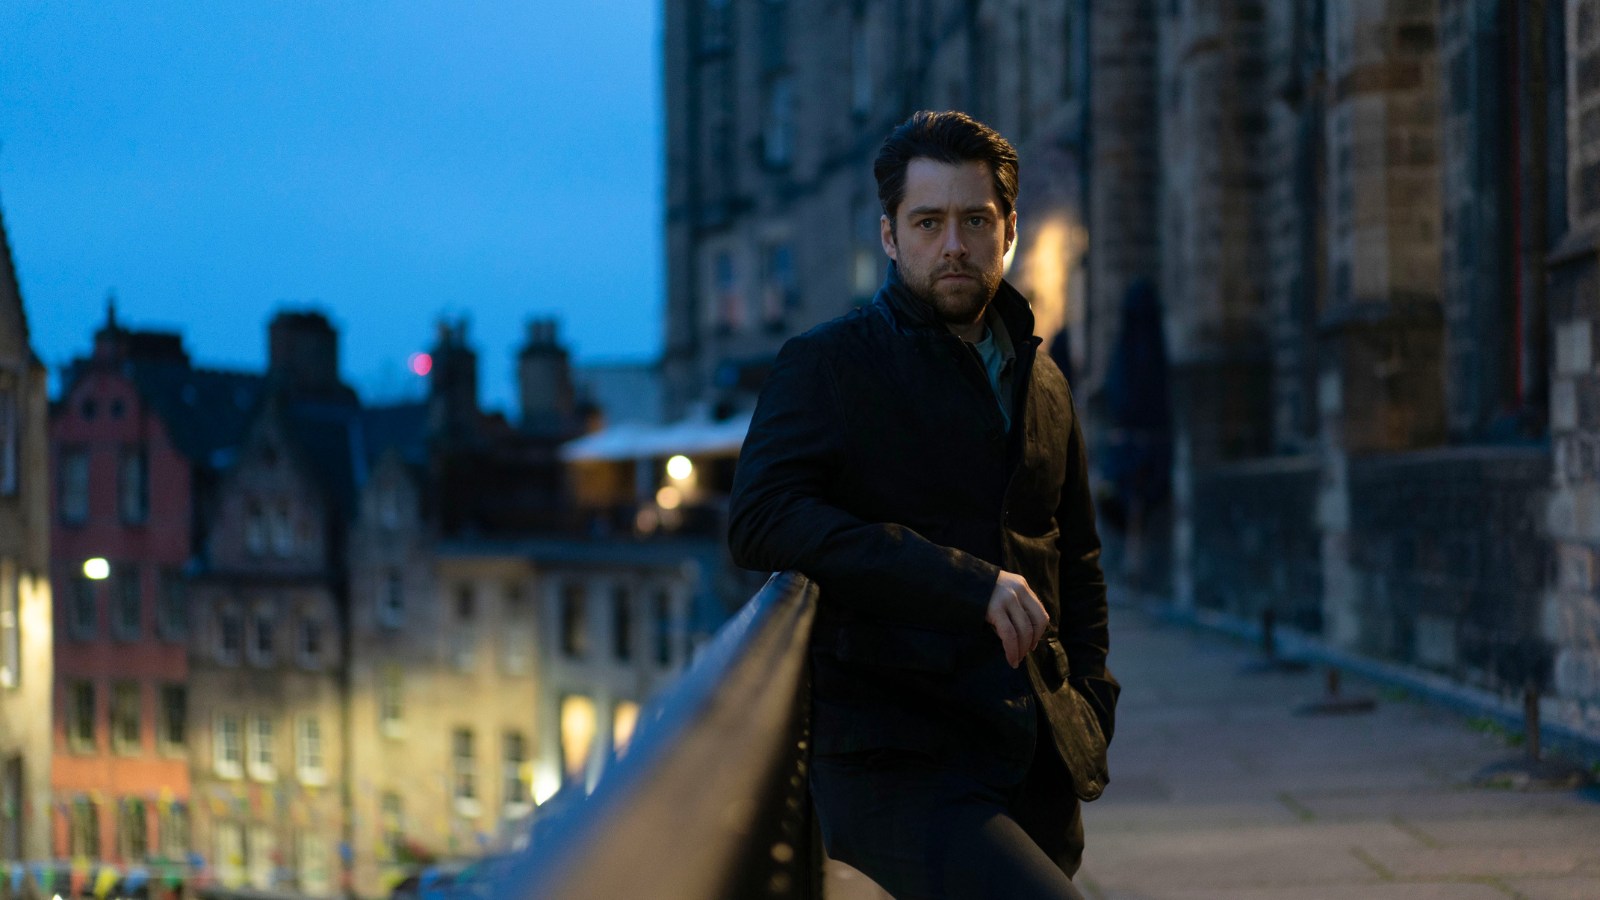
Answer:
[{"xmin": 876, "ymin": 262, "xmax": 1040, "ymax": 349}]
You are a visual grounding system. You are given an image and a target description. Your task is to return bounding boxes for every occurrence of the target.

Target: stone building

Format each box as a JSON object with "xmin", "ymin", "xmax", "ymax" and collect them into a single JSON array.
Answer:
[
  {"xmin": 0, "ymin": 198, "xmax": 53, "ymax": 862},
  {"xmin": 341, "ymin": 320, "xmax": 723, "ymax": 897},
  {"xmin": 664, "ymin": 0, "xmax": 1600, "ymax": 735}
]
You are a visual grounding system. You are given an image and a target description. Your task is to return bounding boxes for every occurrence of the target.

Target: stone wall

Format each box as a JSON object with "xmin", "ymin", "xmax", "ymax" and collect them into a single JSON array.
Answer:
[{"xmin": 1191, "ymin": 457, "xmax": 1324, "ymax": 633}]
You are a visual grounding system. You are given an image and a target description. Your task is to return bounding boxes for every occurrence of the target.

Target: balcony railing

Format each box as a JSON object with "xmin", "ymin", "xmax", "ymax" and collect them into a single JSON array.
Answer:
[{"xmin": 500, "ymin": 571, "xmax": 821, "ymax": 900}]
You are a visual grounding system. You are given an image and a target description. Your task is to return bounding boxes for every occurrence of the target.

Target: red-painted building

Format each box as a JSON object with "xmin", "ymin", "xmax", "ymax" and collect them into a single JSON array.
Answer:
[{"xmin": 49, "ymin": 307, "xmax": 261, "ymax": 870}]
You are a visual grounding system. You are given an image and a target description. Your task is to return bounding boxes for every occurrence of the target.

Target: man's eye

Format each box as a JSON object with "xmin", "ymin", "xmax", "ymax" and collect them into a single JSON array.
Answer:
[
  {"xmin": 917, "ymin": 219, "xmax": 937, "ymax": 230},
  {"xmin": 967, "ymin": 216, "xmax": 987, "ymax": 228}
]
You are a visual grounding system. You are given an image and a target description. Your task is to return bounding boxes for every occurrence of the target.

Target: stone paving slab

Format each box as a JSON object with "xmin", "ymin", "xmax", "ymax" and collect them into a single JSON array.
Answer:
[{"xmin": 1503, "ymin": 876, "xmax": 1600, "ymax": 899}]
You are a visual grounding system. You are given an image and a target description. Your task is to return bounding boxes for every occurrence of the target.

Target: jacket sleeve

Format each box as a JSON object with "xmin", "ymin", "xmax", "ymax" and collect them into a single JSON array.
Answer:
[
  {"xmin": 1055, "ymin": 381, "xmax": 1120, "ymax": 740},
  {"xmin": 728, "ymin": 334, "xmax": 998, "ymax": 632}
]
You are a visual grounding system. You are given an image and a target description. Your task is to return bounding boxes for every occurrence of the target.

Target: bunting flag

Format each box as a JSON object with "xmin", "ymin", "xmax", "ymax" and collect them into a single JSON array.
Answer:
[
  {"xmin": 68, "ymin": 866, "xmax": 86, "ymax": 898},
  {"xmin": 124, "ymin": 868, "xmax": 150, "ymax": 893},
  {"xmin": 92, "ymin": 865, "xmax": 120, "ymax": 899},
  {"xmin": 32, "ymin": 862, "xmax": 54, "ymax": 893}
]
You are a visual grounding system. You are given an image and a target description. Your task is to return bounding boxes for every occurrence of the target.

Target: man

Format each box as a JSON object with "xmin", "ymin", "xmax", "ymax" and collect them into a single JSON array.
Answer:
[{"xmin": 728, "ymin": 111, "xmax": 1117, "ymax": 899}]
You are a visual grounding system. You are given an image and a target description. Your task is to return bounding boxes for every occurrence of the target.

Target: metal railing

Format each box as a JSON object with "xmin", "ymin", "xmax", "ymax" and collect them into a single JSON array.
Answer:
[{"xmin": 498, "ymin": 571, "xmax": 821, "ymax": 900}]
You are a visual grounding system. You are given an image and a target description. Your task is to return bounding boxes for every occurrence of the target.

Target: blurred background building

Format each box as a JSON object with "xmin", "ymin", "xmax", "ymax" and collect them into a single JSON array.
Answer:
[
  {"xmin": 663, "ymin": 0, "xmax": 1598, "ymax": 738},
  {"xmin": 0, "ymin": 199, "xmax": 53, "ymax": 864}
]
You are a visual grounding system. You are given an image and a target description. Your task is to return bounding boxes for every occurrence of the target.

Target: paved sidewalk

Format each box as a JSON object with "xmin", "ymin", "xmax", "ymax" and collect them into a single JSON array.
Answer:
[{"xmin": 1076, "ymin": 605, "xmax": 1600, "ymax": 900}]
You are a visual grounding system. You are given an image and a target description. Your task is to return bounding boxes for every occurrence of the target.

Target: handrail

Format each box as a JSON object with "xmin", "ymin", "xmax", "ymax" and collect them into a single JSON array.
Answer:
[{"xmin": 498, "ymin": 571, "xmax": 821, "ymax": 900}]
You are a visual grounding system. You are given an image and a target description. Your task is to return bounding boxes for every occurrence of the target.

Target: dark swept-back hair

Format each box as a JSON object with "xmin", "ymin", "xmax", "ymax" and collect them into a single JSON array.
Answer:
[{"xmin": 874, "ymin": 110, "xmax": 1019, "ymax": 236}]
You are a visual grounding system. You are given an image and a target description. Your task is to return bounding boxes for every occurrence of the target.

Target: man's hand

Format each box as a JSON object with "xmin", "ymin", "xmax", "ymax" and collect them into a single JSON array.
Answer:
[{"xmin": 986, "ymin": 570, "xmax": 1049, "ymax": 668}]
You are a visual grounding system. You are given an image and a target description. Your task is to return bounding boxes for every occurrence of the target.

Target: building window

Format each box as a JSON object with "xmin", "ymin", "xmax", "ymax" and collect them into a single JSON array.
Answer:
[
  {"xmin": 250, "ymin": 603, "xmax": 276, "ymax": 667},
  {"xmin": 59, "ymin": 448, "xmax": 90, "ymax": 525},
  {"xmin": 159, "ymin": 802, "xmax": 190, "ymax": 860},
  {"xmin": 0, "ymin": 756, "xmax": 19, "ymax": 861},
  {"xmin": 559, "ymin": 695, "xmax": 597, "ymax": 787},
  {"xmin": 654, "ymin": 591, "xmax": 674, "ymax": 668},
  {"xmin": 379, "ymin": 570, "xmax": 404, "ymax": 629},
  {"xmin": 456, "ymin": 584, "xmax": 475, "ymax": 620},
  {"xmin": 452, "ymin": 584, "xmax": 477, "ymax": 671},
  {"xmin": 0, "ymin": 562, "xmax": 18, "ymax": 689},
  {"xmin": 760, "ymin": 243, "xmax": 798, "ymax": 328},
  {"xmin": 215, "ymin": 821, "xmax": 245, "ymax": 888},
  {"xmin": 297, "ymin": 716, "xmax": 325, "ymax": 785},
  {"xmin": 159, "ymin": 684, "xmax": 187, "ymax": 751},
  {"xmin": 218, "ymin": 605, "xmax": 243, "ymax": 664},
  {"xmin": 69, "ymin": 798, "xmax": 100, "ymax": 859},
  {"xmin": 118, "ymin": 447, "xmax": 149, "ymax": 524},
  {"xmin": 113, "ymin": 568, "xmax": 142, "ymax": 640},
  {"xmin": 67, "ymin": 680, "xmax": 95, "ymax": 750},
  {"xmin": 298, "ymin": 614, "xmax": 323, "ymax": 668},
  {"xmin": 452, "ymin": 728, "xmax": 476, "ymax": 810},
  {"xmin": 701, "ymin": 0, "xmax": 732, "ymax": 52},
  {"xmin": 248, "ymin": 715, "xmax": 275, "ymax": 781},
  {"xmin": 157, "ymin": 571, "xmax": 187, "ymax": 639},
  {"xmin": 248, "ymin": 824, "xmax": 275, "ymax": 890},
  {"xmin": 245, "ymin": 501, "xmax": 267, "ymax": 556},
  {"xmin": 613, "ymin": 700, "xmax": 641, "ymax": 759},
  {"xmin": 0, "ymin": 386, "xmax": 17, "ymax": 496},
  {"xmin": 713, "ymin": 252, "xmax": 745, "ymax": 333},
  {"xmin": 270, "ymin": 502, "xmax": 295, "ymax": 557},
  {"xmin": 502, "ymin": 731, "xmax": 528, "ymax": 807},
  {"xmin": 851, "ymin": 14, "xmax": 873, "ymax": 115},
  {"xmin": 111, "ymin": 681, "xmax": 141, "ymax": 754},
  {"xmin": 118, "ymin": 797, "xmax": 148, "ymax": 862},
  {"xmin": 378, "ymin": 667, "xmax": 403, "ymax": 738},
  {"xmin": 298, "ymin": 831, "xmax": 332, "ymax": 895},
  {"xmin": 762, "ymin": 75, "xmax": 795, "ymax": 167},
  {"xmin": 70, "ymin": 575, "xmax": 97, "ymax": 639},
  {"xmin": 215, "ymin": 713, "xmax": 243, "ymax": 779},
  {"xmin": 611, "ymin": 586, "xmax": 633, "ymax": 662},
  {"xmin": 380, "ymin": 793, "xmax": 404, "ymax": 861},
  {"xmin": 560, "ymin": 583, "xmax": 588, "ymax": 659}
]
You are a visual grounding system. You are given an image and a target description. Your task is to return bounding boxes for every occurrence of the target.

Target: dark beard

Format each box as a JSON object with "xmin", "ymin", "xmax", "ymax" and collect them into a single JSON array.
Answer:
[{"xmin": 902, "ymin": 262, "xmax": 1000, "ymax": 328}]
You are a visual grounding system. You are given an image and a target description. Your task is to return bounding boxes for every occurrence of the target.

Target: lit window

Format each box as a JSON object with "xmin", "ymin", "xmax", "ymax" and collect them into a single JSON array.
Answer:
[
  {"xmin": 0, "ymin": 561, "xmax": 18, "ymax": 689},
  {"xmin": 559, "ymin": 695, "xmax": 597, "ymax": 786},
  {"xmin": 215, "ymin": 714, "xmax": 243, "ymax": 779},
  {"xmin": 298, "ymin": 831, "xmax": 332, "ymax": 895},
  {"xmin": 613, "ymin": 700, "xmax": 641, "ymax": 759},
  {"xmin": 502, "ymin": 731, "xmax": 528, "ymax": 807},
  {"xmin": 297, "ymin": 716, "xmax": 325, "ymax": 785},
  {"xmin": 111, "ymin": 681, "xmax": 141, "ymax": 754},
  {"xmin": 452, "ymin": 728, "xmax": 476, "ymax": 807},
  {"xmin": 248, "ymin": 715, "xmax": 275, "ymax": 781},
  {"xmin": 248, "ymin": 824, "xmax": 275, "ymax": 889}
]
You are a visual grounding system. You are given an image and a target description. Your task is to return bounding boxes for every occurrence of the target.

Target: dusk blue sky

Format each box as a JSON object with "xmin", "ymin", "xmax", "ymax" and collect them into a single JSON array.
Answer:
[{"xmin": 1, "ymin": 1, "xmax": 662, "ymax": 411}]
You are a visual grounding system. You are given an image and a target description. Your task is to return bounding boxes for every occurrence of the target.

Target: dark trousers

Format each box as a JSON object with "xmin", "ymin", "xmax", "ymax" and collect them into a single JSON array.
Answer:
[{"xmin": 810, "ymin": 739, "xmax": 1086, "ymax": 900}]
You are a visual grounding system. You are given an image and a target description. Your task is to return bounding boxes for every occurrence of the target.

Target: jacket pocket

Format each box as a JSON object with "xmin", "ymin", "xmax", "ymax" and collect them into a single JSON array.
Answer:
[
  {"xmin": 1034, "ymin": 636, "xmax": 1071, "ymax": 689},
  {"xmin": 829, "ymin": 621, "xmax": 965, "ymax": 674}
]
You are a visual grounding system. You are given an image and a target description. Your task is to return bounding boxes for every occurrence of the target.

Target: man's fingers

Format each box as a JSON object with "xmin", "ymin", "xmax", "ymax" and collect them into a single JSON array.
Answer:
[
  {"xmin": 989, "ymin": 613, "xmax": 1021, "ymax": 667},
  {"xmin": 1004, "ymin": 604, "xmax": 1034, "ymax": 664}
]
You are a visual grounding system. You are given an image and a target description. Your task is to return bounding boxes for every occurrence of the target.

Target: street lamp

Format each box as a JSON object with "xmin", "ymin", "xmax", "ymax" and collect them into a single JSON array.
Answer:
[
  {"xmin": 666, "ymin": 455, "xmax": 693, "ymax": 481},
  {"xmin": 83, "ymin": 558, "xmax": 110, "ymax": 581}
]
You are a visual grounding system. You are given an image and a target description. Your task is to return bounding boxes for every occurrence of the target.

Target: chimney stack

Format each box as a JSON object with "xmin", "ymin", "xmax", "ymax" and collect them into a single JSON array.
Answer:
[{"xmin": 517, "ymin": 317, "xmax": 576, "ymax": 437}]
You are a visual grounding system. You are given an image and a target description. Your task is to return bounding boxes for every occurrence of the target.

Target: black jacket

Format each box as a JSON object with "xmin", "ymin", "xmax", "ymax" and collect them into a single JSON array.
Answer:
[{"xmin": 728, "ymin": 265, "xmax": 1118, "ymax": 799}]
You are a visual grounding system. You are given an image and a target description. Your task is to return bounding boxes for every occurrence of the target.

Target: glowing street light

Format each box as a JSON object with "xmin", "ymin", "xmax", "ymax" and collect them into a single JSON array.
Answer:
[
  {"xmin": 408, "ymin": 352, "xmax": 433, "ymax": 377},
  {"xmin": 83, "ymin": 558, "xmax": 110, "ymax": 581},
  {"xmin": 655, "ymin": 486, "xmax": 683, "ymax": 511},
  {"xmin": 666, "ymin": 455, "xmax": 694, "ymax": 481}
]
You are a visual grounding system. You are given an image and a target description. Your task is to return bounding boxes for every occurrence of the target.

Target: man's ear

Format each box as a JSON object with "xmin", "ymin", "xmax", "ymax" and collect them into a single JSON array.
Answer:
[
  {"xmin": 1005, "ymin": 210, "xmax": 1017, "ymax": 252},
  {"xmin": 880, "ymin": 214, "xmax": 899, "ymax": 262}
]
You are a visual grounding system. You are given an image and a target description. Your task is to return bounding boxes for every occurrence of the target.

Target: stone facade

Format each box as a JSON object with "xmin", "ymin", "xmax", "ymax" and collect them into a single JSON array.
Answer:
[
  {"xmin": 663, "ymin": 0, "xmax": 1600, "ymax": 734},
  {"xmin": 0, "ymin": 199, "xmax": 53, "ymax": 863}
]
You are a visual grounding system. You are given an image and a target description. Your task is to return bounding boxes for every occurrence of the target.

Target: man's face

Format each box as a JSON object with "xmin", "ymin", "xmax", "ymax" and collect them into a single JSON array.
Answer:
[{"xmin": 881, "ymin": 158, "xmax": 1017, "ymax": 332}]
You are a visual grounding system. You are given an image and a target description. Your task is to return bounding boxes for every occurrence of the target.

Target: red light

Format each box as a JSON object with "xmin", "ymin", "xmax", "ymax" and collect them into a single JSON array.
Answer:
[{"xmin": 409, "ymin": 353, "xmax": 433, "ymax": 376}]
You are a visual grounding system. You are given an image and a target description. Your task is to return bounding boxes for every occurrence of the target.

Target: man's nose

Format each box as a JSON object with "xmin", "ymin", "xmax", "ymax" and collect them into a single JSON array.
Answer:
[{"xmin": 941, "ymin": 226, "xmax": 966, "ymax": 258}]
